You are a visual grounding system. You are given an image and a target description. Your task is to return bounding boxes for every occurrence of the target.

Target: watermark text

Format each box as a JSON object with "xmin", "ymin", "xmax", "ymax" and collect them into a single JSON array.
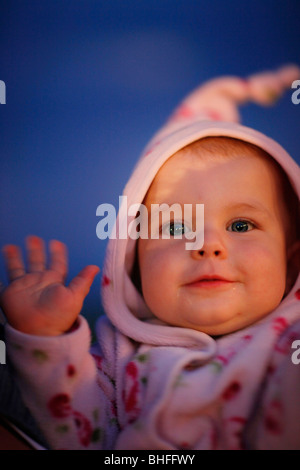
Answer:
[
  {"xmin": 0, "ymin": 340, "xmax": 6, "ymax": 364},
  {"xmin": 0, "ymin": 80, "xmax": 6, "ymax": 104},
  {"xmin": 291, "ymin": 340, "xmax": 300, "ymax": 364},
  {"xmin": 103, "ymin": 453, "xmax": 195, "ymax": 466},
  {"xmin": 291, "ymin": 80, "xmax": 300, "ymax": 105},
  {"xmin": 96, "ymin": 196, "xmax": 204, "ymax": 250}
]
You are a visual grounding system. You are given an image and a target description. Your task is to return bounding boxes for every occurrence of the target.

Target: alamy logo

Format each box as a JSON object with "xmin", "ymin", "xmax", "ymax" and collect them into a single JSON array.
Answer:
[
  {"xmin": 0, "ymin": 340, "xmax": 6, "ymax": 364},
  {"xmin": 291, "ymin": 80, "xmax": 300, "ymax": 105},
  {"xmin": 96, "ymin": 196, "xmax": 205, "ymax": 250},
  {"xmin": 0, "ymin": 80, "xmax": 6, "ymax": 104}
]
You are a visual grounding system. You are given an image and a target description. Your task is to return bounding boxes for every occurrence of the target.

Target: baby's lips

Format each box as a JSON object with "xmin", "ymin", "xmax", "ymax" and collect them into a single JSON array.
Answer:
[{"xmin": 186, "ymin": 273, "xmax": 233, "ymax": 285}]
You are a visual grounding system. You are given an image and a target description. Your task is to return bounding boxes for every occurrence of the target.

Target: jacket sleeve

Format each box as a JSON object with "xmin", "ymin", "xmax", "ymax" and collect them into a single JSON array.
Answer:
[
  {"xmin": 4, "ymin": 315, "xmax": 117, "ymax": 450},
  {"xmin": 244, "ymin": 320, "xmax": 300, "ymax": 450}
]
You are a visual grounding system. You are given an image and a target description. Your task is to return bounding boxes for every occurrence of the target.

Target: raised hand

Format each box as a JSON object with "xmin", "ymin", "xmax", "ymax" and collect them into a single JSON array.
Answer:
[{"xmin": 0, "ymin": 236, "xmax": 100, "ymax": 336}]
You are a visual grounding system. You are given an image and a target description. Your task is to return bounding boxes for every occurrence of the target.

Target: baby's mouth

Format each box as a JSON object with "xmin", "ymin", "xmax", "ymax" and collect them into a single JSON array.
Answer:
[{"xmin": 186, "ymin": 275, "xmax": 234, "ymax": 289}]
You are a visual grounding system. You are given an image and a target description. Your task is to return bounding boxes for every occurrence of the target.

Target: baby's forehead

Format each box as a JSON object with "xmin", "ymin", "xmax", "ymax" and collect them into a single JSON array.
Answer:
[
  {"xmin": 165, "ymin": 137, "xmax": 274, "ymax": 168},
  {"xmin": 147, "ymin": 137, "xmax": 282, "ymax": 194},
  {"xmin": 143, "ymin": 137, "xmax": 294, "ymax": 225}
]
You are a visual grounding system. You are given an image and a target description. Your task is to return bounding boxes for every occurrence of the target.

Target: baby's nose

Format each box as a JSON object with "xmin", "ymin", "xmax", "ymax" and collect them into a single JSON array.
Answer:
[
  {"xmin": 191, "ymin": 229, "xmax": 227, "ymax": 260},
  {"xmin": 198, "ymin": 249, "xmax": 221, "ymax": 257}
]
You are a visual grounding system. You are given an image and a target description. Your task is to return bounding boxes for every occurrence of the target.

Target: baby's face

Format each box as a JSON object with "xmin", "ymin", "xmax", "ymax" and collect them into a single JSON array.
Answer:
[{"xmin": 138, "ymin": 148, "xmax": 287, "ymax": 335}]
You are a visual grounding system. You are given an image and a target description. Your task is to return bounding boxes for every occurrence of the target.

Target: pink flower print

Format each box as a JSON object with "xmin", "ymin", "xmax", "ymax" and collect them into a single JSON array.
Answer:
[
  {"xmin": 72, "ymin": 410, "xmax": 93, "ymax": 447},
  {"xmin": 203, "ymin": 108, "xmax": 223, "ymax": 121},
  {"xmin": 225, "ymin": 416, "xmax": 247, "ymax": 450},
  {"xmin": 170, "ymin": 104, "xmax": 195, "ymax": 121},
  {"xmin": 126, "ymin": 361, "xmax": 138, "ymax": 379},
  {"xmin": 242, "ymin": 334, "xmax": 252, "ymax": 342},
  {"xmin": 215, "ymin": 354, "xmax": 229, "ymax": 366},
  {"xmin": 295, "ymin": 289, "xmax": 300, "ymax": 300},
  {"xmin": 222, "ymin": 381, "xmax": 241, "ymax": 401},
  {"xmin": 101, "ymin": 275, "xmax": 111, "ymax": 287},
  {"xmin": 264, "ymin": 399, "xmax": 283, "ymax": 435},
  {"xmin": 48, "ymin": 393, "xmax": 96, "ymax": 447},
  {"xmin": 272, "ymin": 317, "xmax": 288, "ymax": 334},
  {"xmin": 124, "ymin": 381, "xmax": 139, "ymax": 415},
  {"xmin": 275, "ymin": 330, "xmax": 300, "ymax": 355},
  {"xmin": 214, "ymin": 335, "xmax": 253, "ymax": 370},
  {"xmin": 123, "ymin": 361, "xmax": 140, "ymax": 421},
  {"xmin": 48, "ymin": 393, "xmax": 72, "ymax": 418}
]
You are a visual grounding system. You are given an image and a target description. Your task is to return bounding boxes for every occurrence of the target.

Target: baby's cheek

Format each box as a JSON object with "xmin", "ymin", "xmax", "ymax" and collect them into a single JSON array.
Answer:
[
  {"xmin": 241, "ymin": 244, "xmax": 286, "ymax": 297},
  {"xmin": 141, "ymin": 250, "xmax": 177, "ymax": 314},
  {"xmin": 140, "ymin": 251, "xmax": 167, "ymax": 293},
  {"xmin": 239, "ymin": 238, "xmax": 285, "ymax": 272}
]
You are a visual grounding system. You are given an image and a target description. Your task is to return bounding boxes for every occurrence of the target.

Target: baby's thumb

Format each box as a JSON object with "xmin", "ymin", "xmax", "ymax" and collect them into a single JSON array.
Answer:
[{"xmin": 68, "ymin": 265, "xmax": 100, "ymax": 299}]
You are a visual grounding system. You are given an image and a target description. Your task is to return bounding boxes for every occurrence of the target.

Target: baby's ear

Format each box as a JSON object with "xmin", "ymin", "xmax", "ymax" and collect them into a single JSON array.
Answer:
[{"xmin": 285, "ymin": 240, "xmax": 300, "ymax": 295}]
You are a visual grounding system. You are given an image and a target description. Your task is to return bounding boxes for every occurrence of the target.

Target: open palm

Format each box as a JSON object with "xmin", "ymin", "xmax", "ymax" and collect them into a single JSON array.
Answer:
[{"xmin": 0, "ymin": 236, "xmax": 99, "ymax": 336}]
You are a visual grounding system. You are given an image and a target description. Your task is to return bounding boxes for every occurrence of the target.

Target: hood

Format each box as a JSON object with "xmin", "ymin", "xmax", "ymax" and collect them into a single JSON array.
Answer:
[{"xmin": 100, "ymin": 65, "xmax": 300, "ymax": 352}]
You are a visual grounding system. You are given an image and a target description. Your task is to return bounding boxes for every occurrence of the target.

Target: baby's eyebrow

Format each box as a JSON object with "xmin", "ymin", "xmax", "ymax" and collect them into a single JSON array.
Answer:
[
  {"xmin": 146, "ymin": 203, "xmax": 184, "ymax": 220},
  {"xmin": 228, "ymin": 202, "xmax": 271, "ymax": 217}
]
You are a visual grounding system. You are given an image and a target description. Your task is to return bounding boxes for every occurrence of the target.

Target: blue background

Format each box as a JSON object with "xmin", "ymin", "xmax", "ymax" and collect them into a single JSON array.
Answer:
[{"xmin": 0, "ymin": 0, "xmax": 299, "ymax": 329}]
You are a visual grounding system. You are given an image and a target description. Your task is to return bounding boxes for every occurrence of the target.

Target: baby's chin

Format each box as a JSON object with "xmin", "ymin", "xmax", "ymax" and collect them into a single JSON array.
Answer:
[{"xmin": 174, "ymin": 309, "xmax": 276, "ymax": 337}]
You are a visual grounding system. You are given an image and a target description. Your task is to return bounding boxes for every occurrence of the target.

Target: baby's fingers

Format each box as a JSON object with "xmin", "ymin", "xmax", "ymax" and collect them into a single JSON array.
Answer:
[
  {"xmin": 2, "ymin": 244, "xmax": 25, "ymax": 282},
  {"xmin": 26, "ymin": 235, "xmax": 46, "ymax": 273},
  {"xmin": 68, "ymin": 265, "xmax": 100, "ymax": 300},
  {"xmin": 49, "ymin": 240, "xmax": 68, "ymax": 279}
]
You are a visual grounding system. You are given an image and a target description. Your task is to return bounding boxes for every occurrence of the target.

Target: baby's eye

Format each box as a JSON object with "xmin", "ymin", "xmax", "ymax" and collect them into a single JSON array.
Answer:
[
  {"xmin": 161, "ymin": 221, "xmax": 188, "ymax": 237},
  {"xmin": 227, "ymin": 220, "xmax": 255, "ymax": 233}
]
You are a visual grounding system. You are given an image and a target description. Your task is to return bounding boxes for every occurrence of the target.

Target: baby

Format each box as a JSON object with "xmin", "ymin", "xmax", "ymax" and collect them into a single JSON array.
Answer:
[
  {"xmin": 137, "ymin": 136, "xmax": 299, "ymax": 336},
  {"xmin": 0, "ymin": 65, "xmax": 300, "ymax": 450}
]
